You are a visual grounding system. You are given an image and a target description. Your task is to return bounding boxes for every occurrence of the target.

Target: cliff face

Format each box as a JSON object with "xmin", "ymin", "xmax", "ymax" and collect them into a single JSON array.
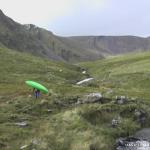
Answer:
[{"xmin": 68, "ymin": 36, "xmax": 150, "ymax": 55}]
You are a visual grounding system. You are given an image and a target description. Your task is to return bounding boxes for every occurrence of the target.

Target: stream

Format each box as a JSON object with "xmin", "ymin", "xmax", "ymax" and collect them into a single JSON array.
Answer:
[{"xmin": 116, "ymin": 128, "xmax": 150, "ymax": 150}]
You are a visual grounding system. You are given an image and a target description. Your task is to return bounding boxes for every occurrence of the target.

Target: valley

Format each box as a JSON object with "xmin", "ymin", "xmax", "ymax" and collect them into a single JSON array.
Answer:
[
  {"xmin": 1, "ymin": 9, "xmax": 150, "ymax": 150},
  {"xmin": 1, "ymin": 47, "xmax": 150, "ymax": 149}
]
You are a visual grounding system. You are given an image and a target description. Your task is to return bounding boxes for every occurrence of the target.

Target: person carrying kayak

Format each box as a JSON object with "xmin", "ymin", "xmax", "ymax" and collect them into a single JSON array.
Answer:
[{"xmin": 33, "ymin": 88, "xmax": 40, "ymax": 99}]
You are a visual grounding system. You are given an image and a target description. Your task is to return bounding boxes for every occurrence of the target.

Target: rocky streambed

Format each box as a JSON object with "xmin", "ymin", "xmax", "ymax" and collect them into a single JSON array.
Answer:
[{"xmin": 116, "ymin": 128, "xmax": 150, "ymax": 150}]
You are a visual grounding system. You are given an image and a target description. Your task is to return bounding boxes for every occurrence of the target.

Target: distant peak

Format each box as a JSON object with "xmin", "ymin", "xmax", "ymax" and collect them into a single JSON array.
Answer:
[
  {"xmin": 0, "ymin": 9, "xmax": 11, "ymax": 21},
  {"xmin": 0, "ymin": 9, "xmax": 5, "ymax": 15},
  {"xmin": 0, "ymin": 9, "xmax": 9, "ymax": 21}
]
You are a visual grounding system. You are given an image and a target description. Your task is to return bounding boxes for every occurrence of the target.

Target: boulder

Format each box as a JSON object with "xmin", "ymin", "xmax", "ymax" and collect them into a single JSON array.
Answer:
[
  {"xmin": 111, "ymin": 116, "xmax": 121, "ymax": 128},
  {"xmin": 78, "ymin": 93, "xmax": 102, "ymax": 104},
  {"xmin": 134, "ymin": 109, "xmax": 147, "ymax": 125},
  {"xmin": 116, "ymin": 137, "xmax": 126, "ymax": 147},
  {"xmin": 135, "ymin": 128, "xmax": 150, "ymax": 141},
  {"xmin": 116, "ymin": 137, "xmax": 150, "ymax": 150},
  {"xmin": 82, "ymin": 70, "xmax": 86, "ymax": 74},
  {"xmin": 115, "ymin": 96, "xmax": 127, "ymax": 104}
]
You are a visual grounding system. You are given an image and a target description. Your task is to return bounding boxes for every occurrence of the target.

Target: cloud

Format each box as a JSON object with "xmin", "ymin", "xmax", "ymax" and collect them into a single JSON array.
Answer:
[
  {"xmin": 1, "ymin": 0, "xmax": 149, "ymax": 36},
  {"xmin": 0, "ymin": 0, "xmax": 108, "ymax": 25},
  {"xmin": 82, "ymin": 0, "xmax": 107, "ymax": 10},
  {"xmin": 0, "ymin": 0, "xmax": 75, "ymax": 26}
]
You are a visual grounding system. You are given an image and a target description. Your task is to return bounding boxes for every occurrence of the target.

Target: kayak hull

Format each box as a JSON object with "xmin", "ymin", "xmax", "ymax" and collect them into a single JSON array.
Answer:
[{"xmin": 25, "ymin": 80, "xmax": 48, "ymax": 94}]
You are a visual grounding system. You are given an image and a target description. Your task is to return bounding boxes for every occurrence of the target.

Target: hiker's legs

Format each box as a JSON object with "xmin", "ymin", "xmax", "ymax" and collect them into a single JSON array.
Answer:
[
  {"xmin": 37, "ymin": 91, "xmax": 40, "ymax": 98},
  {"xmin": 35, "ymin": 91, "xmax": 38, "ymax": 99},
  {"xmin": 35, "ymin": 91, "xmax": 40, "ymax": 99}
]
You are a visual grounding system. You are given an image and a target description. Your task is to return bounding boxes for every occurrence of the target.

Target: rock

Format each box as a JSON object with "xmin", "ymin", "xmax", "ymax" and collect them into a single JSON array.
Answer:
[
  {"xmin": 134, "ymin": 109, "xmax": 147, "ymax": 125},
  {"xmin": 20, "ymin": 139, "xmax": 40, "ymax": 150},
  {"xmin": 28, "ymin": 95, "xmax": 32, "ymax": 98},
  {"xmin": 54, "ymin": 100, "xmax": 66, "ymax": 106},
  {"xmin": 111, "ymin": 116, "xmax": 121, "ymax": 127},
  {"xmin": 116, "ymin": 137, "xmax": 150, "ymax": 150},
  {"xmin": 131, "ymin": 97, "xmax": 136, "ymax": 101},
  {"xmin": 20, "ymin": 145, "xmax": 28, "ymax": 149},
  {"xmin": 116, "ymin": 137, "xmax": 125, "ymax": 146},
  {"xmin": 135, "ymin": 128, "xmax": 150, "ymax": 141},
  {"xmin": 15, "ymin": 122, "xmax": 28, "ymax": 127},
  {"xmin": 134, "ymin": 109, "xmax": 142, "ymax": 117},
  {"xmin": 116, "ymin": 129, "xmax": 150, "ymax": 149},
  {"xmin": 76, "ymin": 100, "xmax": 81, "ymax": 105},
  {"xmin": 47, "ymin": 109, "xmax": 53, "ymax": 112},
  {"xmin": 112, "ymin": 119, "xmax": 119, "ymax": 127},
  {"xmin": 40, "ymin": 99, "xmax": 48, "ymax": 104},
  {"xmin": 107, "ymin": 89, "xmax": 113, "ymax": 94},
  {"xmin": 40, "ymin": 99, "xmax": 49, "ymax": 107},
  {"xmin": 82, "ymin": 71, "xmax": 86, "ymax": 74},
  {"xmin": 79, "ymin": 93, "xmax": 102, "ymax": 104},
  {"xmin": 115, "ymin": 96, "xmax": 127, "ymax": 104},
  {"xmin": 76, "ymin": 78, "xmax": 94, "ymax": 85},
  {"xmin": 32, "ymin": 139, "xmax": 39, "ymax": 145}
]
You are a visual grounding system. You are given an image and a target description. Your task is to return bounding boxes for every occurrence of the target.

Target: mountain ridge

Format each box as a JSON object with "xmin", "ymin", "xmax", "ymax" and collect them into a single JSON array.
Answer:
[{"xmin": 0, "ymin": 9, "xmax": 150, "ymax": 62}]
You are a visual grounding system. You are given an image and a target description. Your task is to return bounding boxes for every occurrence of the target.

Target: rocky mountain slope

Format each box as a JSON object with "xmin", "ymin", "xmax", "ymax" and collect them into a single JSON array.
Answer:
[
  {"xmin": 0, "ymin": 10, "xmax": 103, "ymax": 62},
  {"xmin": 1, "ymin": 9, "xmax": 150, "ymax": 62},
  {"xmin": 68, "ymin": 36, "xmax": 150, "ymax": 55}
]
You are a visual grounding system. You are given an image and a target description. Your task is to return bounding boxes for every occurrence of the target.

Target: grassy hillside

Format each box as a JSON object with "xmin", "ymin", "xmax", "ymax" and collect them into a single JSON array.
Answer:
[
  {"xmin": 0, "ymin": 47, "xmax": 85, "ymax": 94},
  {"xmin": 0, "ymin": 47, "xmax": 102, "ymax": 150},
  {"xmin": 1, "ymin": 48, "xmax": 150, "ymax": 150},
  {"xmin": 81, "ymin": 51, "xmax": 150, "ymax": 100}
]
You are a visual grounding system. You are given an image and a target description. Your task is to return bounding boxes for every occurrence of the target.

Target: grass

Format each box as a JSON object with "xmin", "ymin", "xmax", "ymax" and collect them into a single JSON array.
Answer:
[
  {"xmin": 81, "ymin": 51, "xmax": 150, "ymax": 100},
  {"xmin": 1, "ymin": 48, "xmax": 150, "ymax": 149}
]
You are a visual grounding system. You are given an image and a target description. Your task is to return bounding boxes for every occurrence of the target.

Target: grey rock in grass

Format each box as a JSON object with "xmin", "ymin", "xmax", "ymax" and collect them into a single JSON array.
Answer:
[
  {"xmin": 135, "ymin": 128, "xmax": 150, "ymax": 141},
  {"xmin": 82, "ymin": 70, "xmax": 86, "ymax": 74},
  {"xmin": 47, "ymin": 109, "xmax": 53, "ymax": 112},
  {"xmin": 15, "ymin": 121, "xmax": 28, "ymax": 127},
  {"xmin": 107, "ymin": 89, "xmax": 113, "ymax": 94},
  {"xmin": 134, "ymin": 109, "xmax": 147, "ymax": 125},
  {"xmin": 76, "ymin": 78, "xmax": 94, "ymax": 85},
  {"xmin": 116, "ymin": 137, "xmax": 150, "ymax": 150},
  {"xmin": 115, "ymin": 96, "xmax": 128, "ymax": 104},
  {"xmin": 111, "ymin": 116, "xmax": 121, "ymax": 128},
  {"xmin": 20, "ymin": 145, "xmax": 28, "ymax": 149},
  {"xmin": 77, "ymin": 93, "xmax": 102, "ymax": 104}
]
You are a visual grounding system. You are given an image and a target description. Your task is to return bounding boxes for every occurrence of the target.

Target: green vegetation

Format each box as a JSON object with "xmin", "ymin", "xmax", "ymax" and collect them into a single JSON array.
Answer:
[
  {"xmin": 1, "ymin": 48, "xmax": 150, "ymax": 150},
  {"xmin": 81, "ymin": 51, "xmax": 150, "ymax": 100}
]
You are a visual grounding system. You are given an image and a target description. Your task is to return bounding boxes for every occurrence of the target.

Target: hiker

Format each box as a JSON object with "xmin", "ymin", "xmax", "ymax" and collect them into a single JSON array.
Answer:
[{"xmin": 34, "ymin": 89, "xmax": 40, "ymax": 99}]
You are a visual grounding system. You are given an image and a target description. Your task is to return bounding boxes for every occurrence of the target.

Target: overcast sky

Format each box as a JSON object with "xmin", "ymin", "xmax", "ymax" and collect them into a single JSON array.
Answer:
[{"xmin": 0, "ymin": 0, "xmax": 150, "ymax": 36}]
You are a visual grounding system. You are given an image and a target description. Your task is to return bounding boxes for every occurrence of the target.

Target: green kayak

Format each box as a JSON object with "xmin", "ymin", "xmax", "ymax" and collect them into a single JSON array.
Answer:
[{"xmin": 25, "ymin": 80, "xmax": 48, "ymax": 93}]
